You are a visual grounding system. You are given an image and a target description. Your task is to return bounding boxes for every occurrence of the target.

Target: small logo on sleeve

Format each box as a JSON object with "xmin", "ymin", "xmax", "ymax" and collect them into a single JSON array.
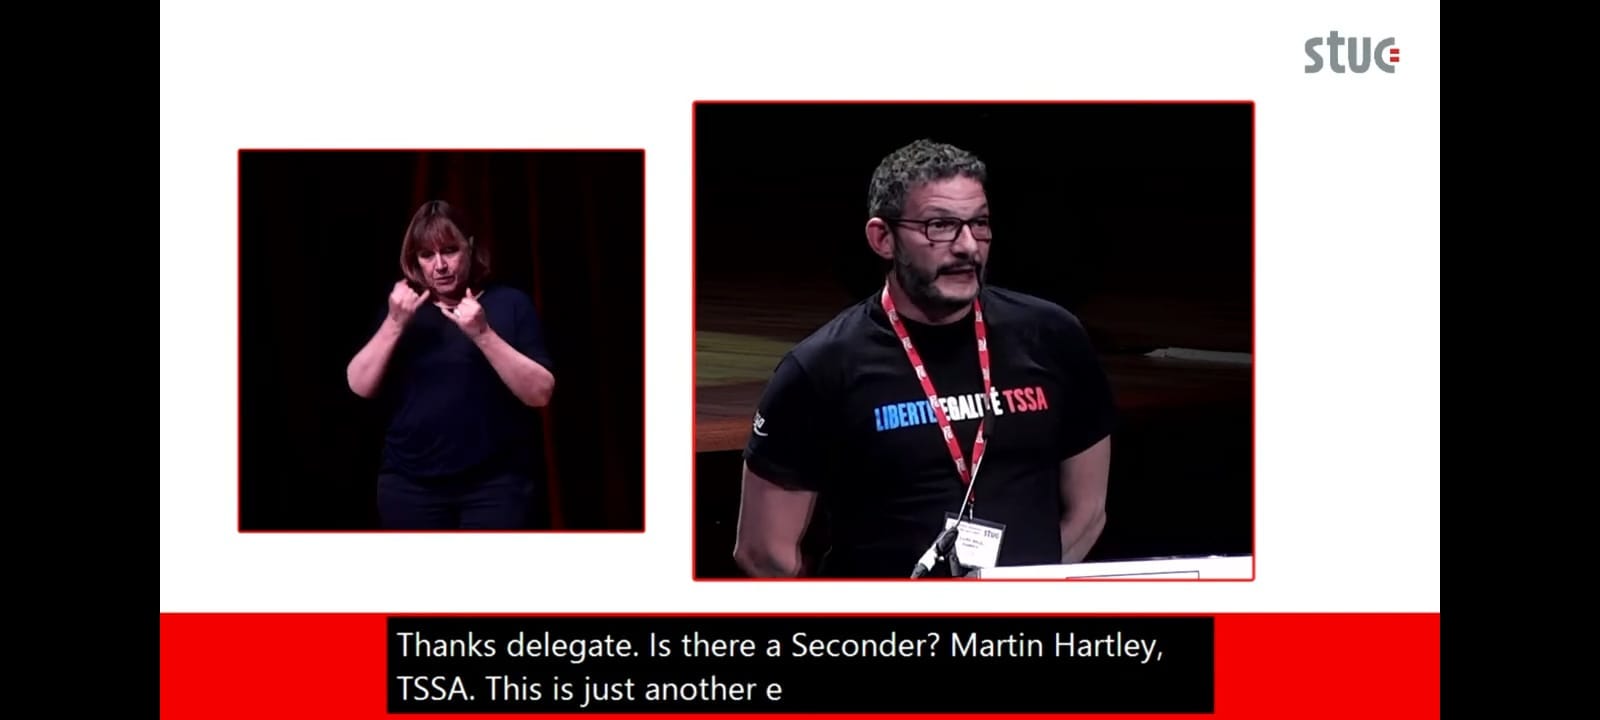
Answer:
[{"xmin": 752, "ymin": 411, "xmax": 769, "ymax": 437}]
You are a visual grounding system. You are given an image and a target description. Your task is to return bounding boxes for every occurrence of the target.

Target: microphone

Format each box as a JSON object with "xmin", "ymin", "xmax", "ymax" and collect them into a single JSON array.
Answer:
[
  {"xmin": 910, "ymin": 523, "xmax": 960, "ymax": 578},
  {"xmin": 909, "ymin": 410, "xmax": 995, "ymax": 578}
]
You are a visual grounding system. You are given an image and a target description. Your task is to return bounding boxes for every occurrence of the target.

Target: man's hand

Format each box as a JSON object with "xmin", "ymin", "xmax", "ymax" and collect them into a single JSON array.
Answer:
[
  {"xmin": 438, "ymin": 288, "xmax": 489, "ymax": 338},
  {"xmin": 386, "ymin": 280, "xmax": 430, "ymax": 326}
]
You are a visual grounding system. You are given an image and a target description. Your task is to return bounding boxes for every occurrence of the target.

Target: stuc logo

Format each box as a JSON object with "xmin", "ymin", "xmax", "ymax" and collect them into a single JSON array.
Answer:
[{"xmin": 1305, "ymin": 31, "xmax": 1400, "ymax": 73}]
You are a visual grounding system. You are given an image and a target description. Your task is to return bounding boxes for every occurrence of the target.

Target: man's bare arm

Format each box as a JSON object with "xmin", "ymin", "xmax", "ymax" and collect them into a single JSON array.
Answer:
[
  {"xmin": 1059, "ymin": 435, "xmax": 1112, "ymax": 563},
  {"xmin": 733, "ymin": 463, "xmax": 818, "ymax": 577}
]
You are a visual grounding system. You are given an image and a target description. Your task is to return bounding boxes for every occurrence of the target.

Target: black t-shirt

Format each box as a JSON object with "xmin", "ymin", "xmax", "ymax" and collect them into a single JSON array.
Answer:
[
  {"xmin": 370, "ymin": 285, "xmax": 553, "ymax": 480},
  {"xmin": 743, "ymin": 286, "xmax": 1115, "ymax": 577}
]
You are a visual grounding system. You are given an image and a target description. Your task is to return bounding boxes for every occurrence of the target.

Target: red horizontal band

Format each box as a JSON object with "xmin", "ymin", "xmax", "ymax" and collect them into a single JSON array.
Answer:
[{"xmin": 161, "ymin": 612, "xmax": 1438, "ymax": 719}]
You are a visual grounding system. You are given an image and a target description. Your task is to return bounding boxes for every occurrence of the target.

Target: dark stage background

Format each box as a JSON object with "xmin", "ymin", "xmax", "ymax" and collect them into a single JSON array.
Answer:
[
  {"xmin": 694, "ymin": 103, "xmax": 1254, "ymax": 576},
  {"xmin": 240, "ymin": 150, "xmax": 644, "ymax": 530}
]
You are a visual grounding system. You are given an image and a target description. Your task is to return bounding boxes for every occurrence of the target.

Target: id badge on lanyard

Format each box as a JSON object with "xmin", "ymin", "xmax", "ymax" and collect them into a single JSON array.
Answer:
[{"xmin": 881, "ymin": 286, "xmax": 1007, "ymax": 567}]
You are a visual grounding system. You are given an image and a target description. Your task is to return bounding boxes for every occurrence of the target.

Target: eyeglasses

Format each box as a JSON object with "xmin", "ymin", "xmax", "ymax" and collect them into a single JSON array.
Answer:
[{"xmin": 888, "ymin": 216, "xmax": 993, "ymax": 243}]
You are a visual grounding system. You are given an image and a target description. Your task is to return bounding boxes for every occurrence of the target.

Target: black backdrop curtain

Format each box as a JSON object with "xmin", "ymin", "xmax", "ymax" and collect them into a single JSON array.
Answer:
[
  {"xmin": 695, "ymin": 103, "xmax": 1254, "ymax": 329},
  {"xmin": 239, "ymin": 150, "xmax": 644, "ymax": 530}
]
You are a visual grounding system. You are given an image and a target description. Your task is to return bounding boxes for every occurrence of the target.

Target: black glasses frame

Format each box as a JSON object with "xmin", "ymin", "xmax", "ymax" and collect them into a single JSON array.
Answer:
[{"xmin": 887, "ymin": 216, "xmax": 994, "ymax": 243}]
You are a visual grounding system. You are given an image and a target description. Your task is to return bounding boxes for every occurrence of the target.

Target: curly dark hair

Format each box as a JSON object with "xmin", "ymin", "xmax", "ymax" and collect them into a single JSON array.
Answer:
[{"xmin": 867, "ymin": 139, "xmax": 988, "ymax": 219}]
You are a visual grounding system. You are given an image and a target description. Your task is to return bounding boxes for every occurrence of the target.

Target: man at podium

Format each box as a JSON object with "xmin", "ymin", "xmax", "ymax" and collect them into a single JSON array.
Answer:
[{"xmin": 732, "ymin": 140, "xmax": 1116, "ymax": 578}]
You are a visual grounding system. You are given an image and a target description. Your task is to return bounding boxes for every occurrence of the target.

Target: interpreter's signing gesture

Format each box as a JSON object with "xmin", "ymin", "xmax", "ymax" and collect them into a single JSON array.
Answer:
[
  {"xmin": 439, "ymin": 288, "xmax": 489, "ymax": 338},
  {"xmin": 387, "ymin": 280, "xmax": 431, "ymax": 326}
]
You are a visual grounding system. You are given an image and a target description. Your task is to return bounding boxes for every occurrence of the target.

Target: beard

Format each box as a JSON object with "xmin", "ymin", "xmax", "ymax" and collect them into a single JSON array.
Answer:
[{"xmin": 892, "ymin": 235, "xmax": 985, "ymax": 316}]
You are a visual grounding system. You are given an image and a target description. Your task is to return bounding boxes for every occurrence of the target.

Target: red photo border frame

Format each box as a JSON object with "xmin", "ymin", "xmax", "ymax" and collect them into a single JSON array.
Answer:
[
  {"xmin": 233, "ymin": 147, "xmax": 650, "ymax": 535},
  {"xmin": 689, "ymin": 101, "xmax": 1258, "ymax": 581}
]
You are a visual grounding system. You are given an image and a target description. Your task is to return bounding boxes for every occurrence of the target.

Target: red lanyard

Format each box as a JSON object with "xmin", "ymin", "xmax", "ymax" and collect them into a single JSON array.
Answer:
[{"xmin": 880, "ymin": 285, "xmax": 993, "ymax": 489}]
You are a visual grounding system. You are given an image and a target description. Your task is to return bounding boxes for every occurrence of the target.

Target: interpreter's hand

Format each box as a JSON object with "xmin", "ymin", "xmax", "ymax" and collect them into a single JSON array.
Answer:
[
  {"xmin": 438, "ymin": 288, "xmax": 489, "ymax": 338},
  {"xmin": 387, "ymin": 280, "xmax": 431, "ymax": 326}
]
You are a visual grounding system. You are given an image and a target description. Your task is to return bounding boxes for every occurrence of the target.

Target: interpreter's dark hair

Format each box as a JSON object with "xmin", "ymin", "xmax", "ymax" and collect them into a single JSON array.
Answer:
[
  {"xmin": 867, "ymin": 139, "xmax": 988, "ymax": 220},
  {"xmin": 399, "ymin": 200, "xmax": 490, "ymax": 289}
]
